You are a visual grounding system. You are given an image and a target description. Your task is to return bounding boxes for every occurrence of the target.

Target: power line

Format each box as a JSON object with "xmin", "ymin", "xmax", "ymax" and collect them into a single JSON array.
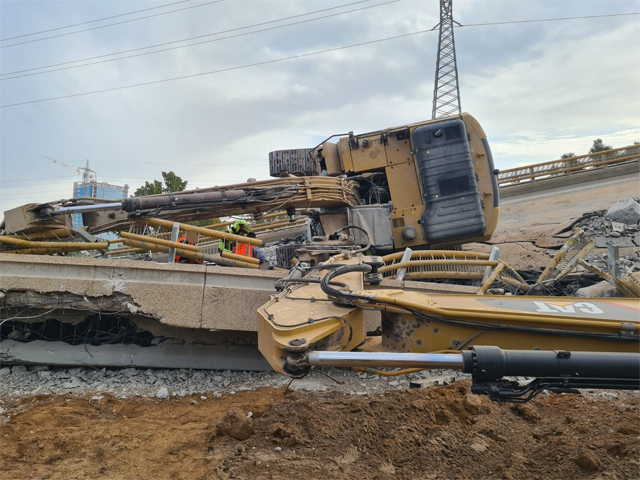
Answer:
[
  {"xmin": 1, "ymin": 176, "xmax": 249, "ymax": 188},
  {"xmin": 0, "ymin": 183, "xmax": 73, "ymax": 190},
  {"xmin": 0, "ymin": 170, "xmax": 262, "ymax": 184},
  {"xmin": 0, "ymin": 178, "xmax": 249, "ymax": 197},
  {"xmin": 2, "ymin": 1, "xmax": 397, "ymax": 81},
  {"xmin": 0, "ymin": 175, "xmax": 77, "ymax": 183},
  {"xmin": 1, "ymin": 190, "xmax": 72, "ymax": 198},
  {"xmin": 1, "ymin": 161, "xmax": 267, "ymax": 167},
  {"xmin": 457, "ymin": 12, "xmax": 639, "ymax": 28},
  {"xmin": 1, "ymin": 28, "xmax": 435, "ymax": 109},
  {"xmin": 0, "ymin": 0, "xmax": 374, "ymax": 79},
  {"xmin": 0, "ymin": 0, "xmax": 193, "ymax": 42},
  {"xmin": 0, "ymin": 0, "xmax": 224, "ymax": 49},
  {"xmin": 2, "ymin": 11, "xmax": 637, "ymax": 109},
  {"xmin": 3, "ymin": 7, "xmax": 635, "ymax": 78}
]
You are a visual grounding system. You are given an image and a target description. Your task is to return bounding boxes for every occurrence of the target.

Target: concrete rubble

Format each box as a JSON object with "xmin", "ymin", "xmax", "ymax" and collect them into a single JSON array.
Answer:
[
  {"xmin": 0, "ymin": 364, "xmax": 470, "ymax": 401},
  {"xmin": 604, "ymin": 198, "xmax": 640, "ymax": 225},
  {"xmin": 557, "ymin": 199, "xmax": 640, "ymax": 249},
  {"xmin": 576, "ymin": 280, "xmax": 622, "ymax": 298},
  {"xmin": 553, "ymin": 198, "xmax": 640, "ymax": 277}
]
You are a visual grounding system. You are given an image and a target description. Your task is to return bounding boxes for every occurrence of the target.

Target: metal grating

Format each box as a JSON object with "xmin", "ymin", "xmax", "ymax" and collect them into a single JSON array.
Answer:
[{"xmin": 269, "ymin": 148, "xmax": 317, "ymax": 178}]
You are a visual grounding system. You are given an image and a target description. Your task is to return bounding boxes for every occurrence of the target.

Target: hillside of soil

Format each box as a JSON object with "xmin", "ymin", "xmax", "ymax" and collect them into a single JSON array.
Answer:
[{"xmin": 2, "ymin": 381, "xmax": 638, "ymax": 480}]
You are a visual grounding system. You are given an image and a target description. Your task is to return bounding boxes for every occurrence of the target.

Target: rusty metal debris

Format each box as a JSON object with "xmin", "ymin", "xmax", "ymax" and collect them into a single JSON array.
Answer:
[{"xmin": 535, "ymin": 229, "xmax": 595, "ymax": 288}]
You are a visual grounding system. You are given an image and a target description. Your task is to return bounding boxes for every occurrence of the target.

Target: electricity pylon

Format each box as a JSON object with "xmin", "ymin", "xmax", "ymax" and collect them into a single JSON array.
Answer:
[{"xmin": 431, "ymin": 0, "xmax": 462, "ymax": 119}]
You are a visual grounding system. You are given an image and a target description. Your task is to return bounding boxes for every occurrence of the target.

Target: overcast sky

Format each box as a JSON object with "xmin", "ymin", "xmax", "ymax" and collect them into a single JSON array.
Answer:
[{"xmin": 1, "ymin": 0, "xmax": 639, "ymax": 213}]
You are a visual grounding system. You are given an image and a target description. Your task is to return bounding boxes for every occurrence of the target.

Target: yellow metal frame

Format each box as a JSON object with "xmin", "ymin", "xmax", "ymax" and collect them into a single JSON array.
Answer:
[{"xmin": 257, "ymin": 254, "xmax": 640, "ymax": 375}]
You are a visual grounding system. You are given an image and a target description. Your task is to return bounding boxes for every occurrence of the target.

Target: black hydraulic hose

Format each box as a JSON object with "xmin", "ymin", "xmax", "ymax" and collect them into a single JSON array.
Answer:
[
  {"xmin": 320, "ymin": 263, "xmax": 372, "ymax": 299},
  {"xmin": 276, "ymin": 278, "xmax": 350, "ymax": 290}
]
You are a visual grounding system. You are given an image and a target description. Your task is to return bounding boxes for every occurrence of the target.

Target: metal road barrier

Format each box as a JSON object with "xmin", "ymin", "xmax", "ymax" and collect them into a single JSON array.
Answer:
[{"xmin": 497, "ymin": 145, "xmax": 640, "ymax": 186}]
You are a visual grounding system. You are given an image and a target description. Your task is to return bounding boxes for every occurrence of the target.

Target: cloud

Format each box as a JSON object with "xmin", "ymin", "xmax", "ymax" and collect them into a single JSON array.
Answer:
[{"xmin": 1, "ymin": 0, "xmax": 639, "ymax": 215}]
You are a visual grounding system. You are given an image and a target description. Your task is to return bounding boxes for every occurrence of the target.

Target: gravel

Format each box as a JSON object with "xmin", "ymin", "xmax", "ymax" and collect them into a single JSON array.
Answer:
[
  {"xmin": 0, "ymin": 365, "xmax": 469, "ymax": 401},
  {"xmin": 0, "ymin": 364, "xmax": 636, "ymax": 413}
]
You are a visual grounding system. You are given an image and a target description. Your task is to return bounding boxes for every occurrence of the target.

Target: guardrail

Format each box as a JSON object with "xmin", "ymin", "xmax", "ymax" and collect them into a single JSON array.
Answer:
[{"xmin": 497, "ymin": 145, "xmax": 640, "ymax": 186}]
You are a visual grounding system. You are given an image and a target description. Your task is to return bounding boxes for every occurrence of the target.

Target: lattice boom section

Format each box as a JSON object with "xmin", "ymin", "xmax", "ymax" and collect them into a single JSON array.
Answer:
[
  {"xmin": 380, "ymin": 251, "xmax": 490, "ymax": 280},
  {"xmin": 379, "ymin": 250, "xmax": 529, "ymax": 293}
]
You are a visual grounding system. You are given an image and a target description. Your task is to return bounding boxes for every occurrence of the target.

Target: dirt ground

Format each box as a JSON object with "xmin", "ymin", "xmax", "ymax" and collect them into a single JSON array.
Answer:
[
  {"xmin": 2, "ymin": 381, "xmax": 639, "ymax": 480},
  {"xmin": 2, "ymin": 176, "xmax": 639, "ymax": 480}
]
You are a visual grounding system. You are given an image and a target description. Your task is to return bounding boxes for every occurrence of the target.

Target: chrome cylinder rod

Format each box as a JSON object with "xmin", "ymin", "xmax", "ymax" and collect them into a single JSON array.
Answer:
[
  {"xmin": 308, "ymin": 351, "xmax": 464, "ymax": 369},
  {"xmin": 55, "ymin": 202, "xmax": 123, "ymax": 214}
]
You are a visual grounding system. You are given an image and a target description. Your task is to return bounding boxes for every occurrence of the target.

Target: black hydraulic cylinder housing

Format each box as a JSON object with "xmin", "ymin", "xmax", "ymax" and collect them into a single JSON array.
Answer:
[{"xmin": 462, "ymin": 346, "xmax": 640, "ymax": 382}]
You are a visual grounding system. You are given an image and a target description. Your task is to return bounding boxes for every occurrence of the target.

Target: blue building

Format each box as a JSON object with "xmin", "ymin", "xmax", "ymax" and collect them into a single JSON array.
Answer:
[
  {"xmin": 71, "ymin": 181, "xmax": 129, "ymax": 229},
  {"xmin": 72, "ymin": 175, "xmax": 129, "ymax": 243}
]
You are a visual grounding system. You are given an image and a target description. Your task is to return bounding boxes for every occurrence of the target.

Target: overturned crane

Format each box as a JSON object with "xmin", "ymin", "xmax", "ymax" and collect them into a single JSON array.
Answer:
[
  {"xmin": 2, "ymin": 113, "xmax": 500, "ymax": 256},
  {"xmin": 3, "ymin": 112, "xmax": 638, "ymax": 399}
]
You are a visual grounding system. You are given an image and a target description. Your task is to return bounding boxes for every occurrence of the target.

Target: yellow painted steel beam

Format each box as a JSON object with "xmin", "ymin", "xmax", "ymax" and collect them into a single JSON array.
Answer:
[
  {"xmin": 135, "ymin": 218, "xmax": 262, "ymax": 246},
  {"xmin": 251, "ymin": 219, "xmax": 307, "ymax": 232},
  {"xmin": 121, "ymin": 239, "xmax": 258, "ymax": 269},
  {"xmin": 356, "ymin": 291, "xmax": 639, "ymax": 334},
  {"xmin": 205, "ymin": 212, "xmax": 298, "ymax": 231},
  {"xmin": 478, "ymin": 263, "xmax": 505, "ymax": 295},
  {"xmin": 258, "ymin": 257, "xmax": 640, "ymax": 375},
  {"xmin": 13, "ymin": 227, "xmax": 81, "ymax": 240},
  {"xmin": 0, "ymin": 236, "xmax": 108, "ymax": 251},
  {"xmin": 119, "ymin": 231, "xmax": 199, "ymax": 251},
  {"xmin": 404, "ymin": 272, "xmax": 484, "ymax": 280},
  {"xmin": 2, "ymin": 246, "xmax": 103, "ymax": 255},
  {"xmin": 221, "ymin": 250, "xmax": 260, "ymax": 265},
  {"xmin": 104, "ymin": 247, "xmax": 145, "ymax": 255}
]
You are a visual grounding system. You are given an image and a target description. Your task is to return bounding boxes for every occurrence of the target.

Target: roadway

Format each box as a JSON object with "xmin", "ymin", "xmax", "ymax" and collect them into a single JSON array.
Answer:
[{"xmin": 468, "ymin": 170, "xmax": 640, "ymax": 270}]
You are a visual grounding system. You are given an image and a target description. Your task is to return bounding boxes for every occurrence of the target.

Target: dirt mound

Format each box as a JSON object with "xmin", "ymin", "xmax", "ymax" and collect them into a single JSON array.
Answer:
[
  {"xmin": 1, "ymin": 382, "xmax": 638, "ymax": 480},
  {"xmin": 215, "ymin": 405, "xmax": 254, "ymax": 441}
]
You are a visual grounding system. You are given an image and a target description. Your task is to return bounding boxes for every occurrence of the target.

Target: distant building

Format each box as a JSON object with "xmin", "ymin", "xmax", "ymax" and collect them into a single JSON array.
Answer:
[
  {"xmin": 71, "ymin": 161, "xmax": 128, "ymax": 242},
  {"xmin": 71, "ymin": 181, "xmax": 129, "ymax": 228}
]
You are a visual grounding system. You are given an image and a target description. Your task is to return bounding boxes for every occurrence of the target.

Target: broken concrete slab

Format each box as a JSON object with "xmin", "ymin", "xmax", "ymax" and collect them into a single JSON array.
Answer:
[
  {"xmin": 611, "ymin": 222, "xmax": 625, "ymax": 233},
  {"xmin": 0, "ymin": 254, "xmax": 480, "ymax": 336},
  {"xmin": 576, "ymin": 281, "xmax": 622, "ymax": 298},
  {"xmin": 0, "ymin": 339, "xmax": 271, "ymax": 371},
  {"xmin": 409, "ymin": 375, "xmax": 457, "ymax": 389},
  {"xmin": 0, "ymin": 254, "xmax": 285, "ymax": 332},
  {"xmin": 594, "ymin": 236, "xmax": 636, "ymax": 248},
  {"xmin": 605, "ymin": 199, "xmax": 640, "ymax": 225}
]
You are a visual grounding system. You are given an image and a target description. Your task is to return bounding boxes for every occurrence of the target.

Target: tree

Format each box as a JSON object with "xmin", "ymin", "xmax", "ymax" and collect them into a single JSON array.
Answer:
[
  {"xmin": 134, "ymin": 180, "xmax": 163, "ymax": 196},
  {"xmin": 589, "ymin": 139, "xmax": 612, "ymax": 154},
  {"xmin": 162, "ymin": 171, "xmax": 188, "ymax": 193},
  {"xmin": 560, "ymin": 152, "xmax": 575, "ymax": 159},
  {"xmin": 134, "ymin": 171, "xmax": 188, "ymax": 196}
]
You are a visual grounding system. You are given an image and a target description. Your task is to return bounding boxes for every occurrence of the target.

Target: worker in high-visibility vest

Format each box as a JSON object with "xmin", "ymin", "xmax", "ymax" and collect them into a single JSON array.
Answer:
[
  {"xmin": 220, "ymin": 219, "xmax": 271, "ymax": 268},
  {"xmin": 175, "ymin": 232, "xmax": 202, "ymax": 264}
]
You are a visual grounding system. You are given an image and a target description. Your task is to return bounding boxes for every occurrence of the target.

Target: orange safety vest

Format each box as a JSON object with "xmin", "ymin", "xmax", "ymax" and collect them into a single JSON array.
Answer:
[
  {"xmin": 233, "ymin": 243, "xmax": 254, "ymax": 257},
  {"xmin": 175, "ymin": 234, "xmax": 195, "ymax": 263}
]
